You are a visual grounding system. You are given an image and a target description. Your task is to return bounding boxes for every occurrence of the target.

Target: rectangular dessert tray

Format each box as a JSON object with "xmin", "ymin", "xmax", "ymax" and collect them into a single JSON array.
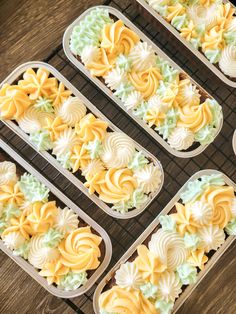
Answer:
[
  {"xmin": 93, "ymin": 169, "xmax": 236, "ymax": 313},
  {"xmin": 63, "ymin": 5, "xmax": 223, "ymax": 158},
  {"xmin": 135, "ymin": 0, "xmax": 236, "ymax": 88},
  {"xmin": 0, "ymin": 138, "xmax": 112, "ymax": 298},
  {"xmin": 0, "ymin": 61, "xmax": 164, "ymax": 219}
]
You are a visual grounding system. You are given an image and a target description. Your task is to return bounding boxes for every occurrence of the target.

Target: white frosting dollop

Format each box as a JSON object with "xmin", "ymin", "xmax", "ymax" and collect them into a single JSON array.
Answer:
[
  {"xmin": 157, "ymin": 270, "xmax": 182, "ymax": 303},
  {"xmin": 124, "ymin": 91, "xmax": 143, "ymax": 110},
  {"xmin": 168, "ymin": 127, "xmax": 195, "ymax": 151},
  {"xmin": 148, "ymin": 95, "xmax": 169, "ymax": 113},
  {"xmin": 187, "ymin": 4, "xmax": 218, "ymax": 29},
  {"xmin": 148, "ymin": 229, "xmax": 188, "ymax": 270},
  {"xmin": 115, "ymin": 262, "xmax": 144, "ymax": 290},
  {"xmin": 226, "ymin": 17, "xmax": 236, "ymax": 33},
  {"xmin": 198, "ymin": 225, "xmax": 225, "ymax": 253},
  {"xmin": 188, "ymin": 201, "xmax": 213, "ymax": 225},
  {"xmin": 219, "ymin": 46, "xmax": 236, "ymax": 78},
  {"xmin": 81, "ymin": 45, "xmax": 101, "ymax": 65},
  {"xmin": 0, "ymin": 161, "xmax": 17, "ymax": 186},
  {"xmin": 177, "ymin": 81, "xmax": 201, "ymax": 107},
  {"xmin": 231, "ymin": 198, "xmax": 236, "ymax": 218},
  {"xmin": 148, "ymin": 0, "xmax": 169, "ymax": 8},
  {"xmin": 52, "ymin": 128, "xmax": 80, "ymax": 156},
  {"xmin": 100, "ymin": 132, "xmax": 136, "ymax": 168},
  {"xmin": 2, "ymin": 231, "xmax": 25, "ymax": 250},
  {"xmin": 54, "ymin": 207, "xmax": 79, "ymax": 234},
  {"xmin": 82, "ymin": 159, "xmax": 105, "ymax": 179},
  {"xmin": 129, "ymin": 42, "xmax": 156, "ymax": 71},
  {"xmin": 104, "ymin": 67, "xmax": 127, "ymax": 90},
  {"xmin": 58, "ymin": 96, "xmax": 87, "ymax": 127},
  {"xmin": 28, "ymin": 234, "xmax": 60, "ymax": 269},
  {"xmin": 134, "ymin": 163, "xmax": 162, "ymax": 194}
]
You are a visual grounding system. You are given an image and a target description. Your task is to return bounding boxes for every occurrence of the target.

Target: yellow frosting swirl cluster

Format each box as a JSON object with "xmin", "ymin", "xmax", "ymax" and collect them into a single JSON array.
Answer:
[
  {"xmin": 0, "ymin": 161, "xmax": 102, "ymax": 291},
  {"xmin": 70, "ymin": 8, "xmax": 222, "ymax": 152},
  {"xmin": 99, "ymin": 173, "xmax": 236, "ymax": 312},
  {"xmin": 0, "ymin": 67, "xmax": 162, "ymax": 213},
  {"xmin": 146, "ymin": 0, "xmax": 236, "ymax": 78}
]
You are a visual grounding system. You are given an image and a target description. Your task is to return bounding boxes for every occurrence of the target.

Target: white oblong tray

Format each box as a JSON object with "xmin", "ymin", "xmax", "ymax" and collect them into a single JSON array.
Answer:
[
  {"xmin": 63, "ymin": 5, "xmax": 223, "ymax": 158},
  {"xmin": 93, "ymin": 169, "xmax": 236, "ymax": 313},
  {"xmin": 0, "ymin": 61, "xmax": 164, "ymax": 219},
  {"xmin": 0, "ymin": 138, "xmax": 112, "ymax": 298},
  {"xmin": 135, "ymin": 0, "xmax": 236, "ymax": 88}
]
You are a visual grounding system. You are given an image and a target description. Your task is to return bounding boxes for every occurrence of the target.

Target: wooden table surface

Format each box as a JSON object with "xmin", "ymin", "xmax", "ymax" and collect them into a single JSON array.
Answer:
[{"xmin": 1, "ymin": 1, "xmax": 236, "ymax": 314}]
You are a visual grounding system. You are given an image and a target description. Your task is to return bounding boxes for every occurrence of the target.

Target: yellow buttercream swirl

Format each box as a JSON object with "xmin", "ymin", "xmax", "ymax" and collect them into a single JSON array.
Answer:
[
  {"xmin": 0, "ymin": 183, "xmax": 24, "ymax": 206},
  {"xmin": 75, "ymin": 113, "xmax": 108, "ymax": 142},
  {"xmin": 70, "ymin": 144, "xmax": 91, "ymax": 172},
  {"xmin": 86, "ymin": 48, "xmax": 115, "ymax": 77},
  {"xmin": 39, "ymin": 260, "xmax": 69, "ymax": 285},
  {"xmin": 50, "ymin": 82, "xmax": 72, "ymax": 108},
  {"xmin": 135, "ymin": 245, "xmax": 167, "ymax": 285},
  {"xmin": 166, "ymin": 3, "xmax": 186, "ymax": 22},
  {"xmin": 187, "ymin": 249, "xmax": 208, "ymax": 270},
  {"xmin": 180, "ymin": 20, "xmax": 197, "ymax": 41},
  {"xmin": 58, "ymin": 226, "xmax": 102, "ymax": 272},
  {"xmin": 145, "ymin": 106, "xmax": 166, "ymax": 127},
  {"xmin": 217, "ymin": 3, "xmax": 235, "ymax": 29},
  {"xmin": 200, "ymin": 186, "xmax": 234, "ymax": 228},
  {"xmin": 27, "ymin": 201, "xmax": 58, "ymax": 234},
  {"xmin": 44, "ymin": 116, "xmax": 68, "ymax": 141},
  {"xmin": 19, "ymin": 68, "xmax": 57, "ymax": 100},
  {"xmin": 0, "ymin": 84, "xmax": 31, "ymax": 120},
  {"xmin": 202, "ymin": 26, "xmax": 225, "ymax": 52},
  {"xmin": 128, "ymin": 67, "xmax": 162, "ymax": 100},
  {"xmin": 99, "ymin": 286, "xmax": 158, "ymax": 314},
  {"xmin": 101, "ymin": 20, "xmax": 140, "ymax": 56},
  {"xmin": 177, "ymin": 101, "xmax": 213, "ymax": 132}
]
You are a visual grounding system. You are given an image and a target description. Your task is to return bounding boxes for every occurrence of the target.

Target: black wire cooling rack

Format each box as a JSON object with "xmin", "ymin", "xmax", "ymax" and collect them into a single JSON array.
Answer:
[{"xmin": 0, "ymin": 0, "xmax": 236, "ymax": 313}]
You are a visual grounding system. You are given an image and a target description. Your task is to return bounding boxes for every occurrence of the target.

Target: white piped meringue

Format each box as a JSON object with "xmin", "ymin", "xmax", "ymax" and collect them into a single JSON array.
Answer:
[
  {"xmin": 54, "ymin": 207, "xmax": 79, "ymax": 234},
  {"xmin": 168, "ymin": 127, "xmax": 194, "ymax": 151},
  {"xmin": 2, "ymin": 231, "xmax": 25, "ymax": 250},
  {"xmin": 0, "ymin": 161, "xmax": 17, "ymax": 186},
  {"xmin": 100, "ymin": 132, "xmax": 135, "ymax": 168},
  {"xmin": 17, "ymin": 107, "xmax": 42, "ymax": 133},
  {"xmin": 28, "ymin": 234, "xmax": 60, "ymax": 269},
  {"xmin": 134, "ymin": 163, "xmax": 162, "ymax": 194},
  {"xmin": 188, "ymin": 201, "xmax": 213, "ymax": 225},
  {"xmin": 187, "ymin": 4, "xmax": 218, "ymax": 29},
  {"xmin": 104, "ymin": 67, "xmax": 127, "ymax": 90},
  {"xmin": 149, "ymin": 229, "xmax": 188, "ymax": 270},
  {"xmin": 198, "ymin": 225, "xmax": 225, "ymax": 253},
  {"xmin": 148, "ymin": 95, "xmax": 169, "ymax": 113},
  {"xmin": 81, "ymin": 45, "xmax": 101, "ymax": 65},
  {"xmin": 129, "ymin": 42, "xmax": 156, "ymax": 71},
  {"xmin": 115, "ymin": 262, "xmax": 144, "ymax": 290},
  {"xmin": 219, "ymin": 46, "xmax": 236, "ymax": 78},
  {"xmin": 226, "ymin": 17, "xmax": 236, "ymax": 32},
  {"xmin": 124, "ymin": 91, "xmax": 143, "ymax": 110},
  {"xmin": 52, "ymin": 128, "xmax": 81, "ymax": 156},
  {"xmin": 58, "ymin": 96, "xmax": 87, "ymax": 127},
  {"xmin": 157, "ymin": 271, "xmax": 182, "ymax": 303},
  {"xmin": 82, "ymin": 159, "xmax": 105, "ymax": 179}
]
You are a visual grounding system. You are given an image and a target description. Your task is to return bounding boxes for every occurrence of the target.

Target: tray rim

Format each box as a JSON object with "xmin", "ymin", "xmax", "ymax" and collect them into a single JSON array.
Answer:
[
  {"xmin": 0, "ymin": 138, "xmax": 112, "ymax": 298},
  {"xmin": 93, "ymin": 169, "xmax": 236, "ymax": 313},
  {"xmin": 0, "ymin": 61, "xmax": 164, "ymax": 219},
  {"xmin": 62, "ymin": 5, "xmax": 223, "ymax": 158}
]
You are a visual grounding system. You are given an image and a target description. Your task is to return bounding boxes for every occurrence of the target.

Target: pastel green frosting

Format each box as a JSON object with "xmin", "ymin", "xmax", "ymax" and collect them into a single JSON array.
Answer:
[
  {"xmin": 224, "ymin": 31, "xmax": 236, "ymax": 46},
  {"xmin": 140, "ymin": 282, "xmax": 158, "ymax": 299},
  {"xmin": 13, "ymin": 241, "xmax": 30, "ymax": 259},
  {"xmin": 225, "ymin": 219, "xmax": 236, "ymax": 236},
  {"xmin": 207, "ymin": 99, "xmax": 222, "ymax": 129},
  {"xmin": 205, "ymin": 49, "xmax": 221, "ymax": 64},
  {"xmin": 112, "ymin": 189, "xmax": 148, "ymax": 213},
  {"xmin": 184, "ymin": 232, "xmax": 200, "ymax": 250},
  {"xmin": 195, "ymin": 24, "xmax": 205, "ymax": 37},
  {"xmin": 180, "ymin": 179, "xmax": 205, "ymax": 203},
  {"xmin": 59, "ymin": 271, "xmax": 87, "ymax": 291},
  {"xmin": 112, "ymin": 200, "xmax": 131, "ymax": 213},
  {"xmin": 2, "ymin": 204, "xmax": 21, "ymax": 222},
  {"xmin": 70, "ymin": 8, "xmax": 112, "ymax": 56},
  {"xmin": 114, "ymin": 82, "xmax": 134, "ymax": 102},
  {"xmin": 19, "ymin": 173, "xmax": 49, "ymax": 203},
  {"xmin": 171, "ymin": 14, "xmax": 188, "ymax": 31},
  {"xmin": 176, "ymin": 263, "xmax": 198, "ymax": 285},
  {"xmin": 156, "ymin": 60, "xmax": 179, "ymax": 83},
  {"xmin": 85, "ymin": 139, "xmax": 103, "ymax": 159},
  {"xmin": 133, "ymin": 101, "xmax": 148, "ymax": 119},
  {"xmin": 29, "ymin": 130, "xmax": 53, "ymax": 151},
  {"xmin": 156, "ymin": 108, "xmax": 179, "ymax": 140},
  {"xmin": 155, "ymin": 300, "xmax": 174, "ymax": 314},
  {"xmin": 190, "ymin": 38, "xmax": 202, "ymax": 49},
  {"xmin": 100, "ymin": 310, "xmax": 118, "ymax": 314},
  {"xmin": 43, "ymin": 228, "xmax": 64, "ymax": 248},
  {"xmin": 34, "ymin": 97, "xmax": 54, "ymax": 113},
  {"xmin": 57, "ymin": 152, "xmax": 73, "ymax": 170},
  {"xmin": 154, "ymin": 4, "xmax": 168, "ymax": 17},
  {"xmin": 0, "ymin": 219, "xmax": 8, "ymax": 234},
  {"xmin": 194, "ymin": 125, "xmax": 216, "ymax": 145},
  {"xmin": 128, "ymin": 151, "xmax": 149, "ymax": 170},
  {"xmin": 116, "ymin": 54, "xmax": 132, "ymax": 72},
  {"xmin": 159, "ymin": 215, "xmax": 176, "ymax": 232},
  {"xmin": 201, "ymin": 173, "xmax": 225, "ymax": 187}
]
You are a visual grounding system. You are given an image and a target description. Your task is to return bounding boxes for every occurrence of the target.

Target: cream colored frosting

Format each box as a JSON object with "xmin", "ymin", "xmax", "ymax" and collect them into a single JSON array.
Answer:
[
  {"xmin": 198, "ymin": 225, "xmax": 225, "ymax": 253},
  {"xmin": 0, "ymin": 162, "xmax": 17, "ymax": 186},
  {"xmin": 82, "ymin": 159, "xmax": 105, "ymax": 179},
  {"xmin": 168, "ymin": 127, "xmax": 195, "ymax": 151},
  {"xmin": 2, "ymin": 231, "xmax": 25, "ymax": 250},
  {"xmin": 54, "ymin": 207, "xmax": 79, "ymax": 235},
  {"xmin": 81, "ymin": 45, "xmax": 101, "ymax": 65},
  {"xmin": 232, "ymin": 198, "xmax": 236, "ymax": 218},
  {"xmin": 104, "ymin": 67, "xmax": 127, "ymax": 90},
  {"xmin": 187, "ymin": 4, "xmax": 218, "ymax": 29},
  {"xmin": 176, "ymin": 79, "xmax": 200, "ymax": 107},
  {"xmin": 17, "ymin": 106, "xmax": 42, "ymax": 134},
  {"xmin": 124, "ymin": 91, "xmax": 143, "ymax": 110},
  {"xmin": 188, "ymin": 200, "xmax": 213, "ymax": 226},
  {"xmin": 219, "ymin": 46, "xmax": 236, "ymax": 78},
  {"xmin": 157, "ymin": 270, "xmax": 182, "ymax": 303},
  {"xmin": 58, "ymin": 96, "xmax": 87, "ymax": 127},
  {"xmin": 52, "ymin": 128, "xmax": 81, "ymax": 156},
  {"xmin": 134, "ymin": 163, "xmax": 162, "ymax": 194},
  {"xmin": 28, "ymin": 234, "xmax": 60, "ymax": 269},
  {"xmin": 39, "ymin": 260, "xmax": 69, "ymax": 285},
  {"xmin": 148, "ymin": 229, "xmax": 188, "ymax": 270},
  {"xmin": 148, "ymin": 95, "xmax": 169, "ymax": 113},
  {"xmin": 100, "ymin": 132, "xmax": 136, "ymax": 168},
  {"xmin": 115, "ymin": 262, "xmax": 144, "ymax": 290},
  {"xmin": 129, "ymin": 42, "xmax": 156, "ymax": 71}
]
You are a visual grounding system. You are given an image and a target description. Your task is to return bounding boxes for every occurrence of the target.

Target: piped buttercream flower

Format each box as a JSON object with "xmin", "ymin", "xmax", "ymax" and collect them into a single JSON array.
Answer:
[
  {"xmin": 0, "ymin": 162, "xmax": 17, "ymax": 186},
  {"xmin": 129, "ymin": 42, "xmax": 157, "ymax": 71},
  {"xmin": 49, "ymin": 82, "xmax": 72, "ymax": 108},
  {"xmin": 104, "ymin": 67, "xmax": 127, "ymax": 90},
  {"xmin": 134, "ymin": 163, "xmax": 162, "ymax": 194},
  {"xmin": 2, "ymin": 231, "xmax": 25, "ymax": 250},
  {"xmin": 44, "ymin": 116, "xmax": 68, "ymax": 141},
  {"xmin": 0, "ymin": 183, "xmax": 24, "ymax": 206},
  {"xmin": 39, "ymin": 260, "xmax": 69, "ymax": 285},
  {"xmin": 70, "ymin": 144, "xmax": 91, "ymax": 172},
  {"xmin": 187, "ymin": 248, "xmax": 208, "ymax": 270},
  {"xmin": 115, "ymin": 262, "xmax": 144, "ymax": 290},
  {"xmin": 157, "ymin": 270, "xmax": 182, "ymax": 303},
  {"xmin": 198, "ymin": 225, "xmax": 225, "ymax": 252},
  {"xmin": 187, "ymin": 200, "xmax": 213, "ymax": 226},
  {"xmin": 176, "ymin": 79, "xmax": 200, "ymax": 107},
  {"xmin": 54, "ymin": 207, "xmax": 79, "ymax": 235},
  {"xmin": 167, "ymin": 127, "xmax": 194, "ymax": 151},
  {"xmin": 52, "ymin": 128, "xmax": 81, "ymax": 156}
]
